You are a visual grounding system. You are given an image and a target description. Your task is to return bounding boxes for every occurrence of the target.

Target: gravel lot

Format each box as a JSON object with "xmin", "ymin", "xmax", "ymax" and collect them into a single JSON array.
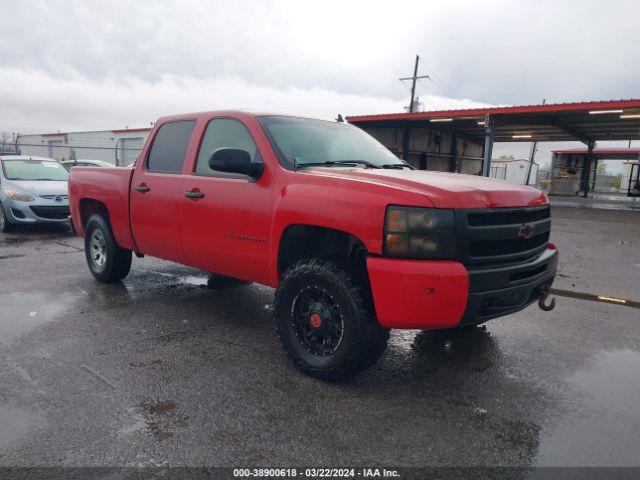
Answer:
[{"xmin": 0, "ymin": 205, "xmax": 639, "ymax": 471}]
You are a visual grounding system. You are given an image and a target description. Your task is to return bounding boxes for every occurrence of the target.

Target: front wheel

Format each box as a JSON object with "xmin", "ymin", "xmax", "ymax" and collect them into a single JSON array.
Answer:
[
  {"xmin": 274, "ymin": 259, "xmax": 389, "ymax": 382},
  {"xmin": 0, "ymin": 206, "xmax": 13, "ymax": 233},
  {"xmin": 84, "ymin": 215, "xmax": 132, "ymax": 283}
]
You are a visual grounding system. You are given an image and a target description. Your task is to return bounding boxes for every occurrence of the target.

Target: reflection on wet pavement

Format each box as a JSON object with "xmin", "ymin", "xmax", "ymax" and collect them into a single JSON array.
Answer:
[
  {"xmin": 536, "ymin": 350, "xmax": 640, "ymax": 466},
  {"xmin": 0, "ymin": 292, "xmax": 75, "ymax": 345},
  {"xmin": 0, "ymin": 406, "xmax": 38, "ymax": 450}
]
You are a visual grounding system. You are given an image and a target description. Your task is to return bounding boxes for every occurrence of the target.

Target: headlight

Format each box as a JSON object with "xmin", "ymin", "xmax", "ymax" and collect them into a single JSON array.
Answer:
[
  {"xmin": 383, "ymin": 206, "xmax": 456, "ymax": 259},
  {"xmin": 2, "ymin": 189, "xmax": 35, "ymax": 202}
]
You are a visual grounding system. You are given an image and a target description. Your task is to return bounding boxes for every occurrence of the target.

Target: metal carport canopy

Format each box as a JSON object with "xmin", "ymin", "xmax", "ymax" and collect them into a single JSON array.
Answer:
[
  {"xmin": 346, "ymin": 99, "xmax": 640, "ymax": 143},
  {"xmin": 552, "ymin": 148, "xmax": 640, "ymax": 159}
]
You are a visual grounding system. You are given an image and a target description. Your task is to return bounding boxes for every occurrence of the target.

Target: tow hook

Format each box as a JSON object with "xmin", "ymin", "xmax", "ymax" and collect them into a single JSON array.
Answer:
[{"xmin": 538, "ymin": 284, "xmax": 556, "ymax": 311}]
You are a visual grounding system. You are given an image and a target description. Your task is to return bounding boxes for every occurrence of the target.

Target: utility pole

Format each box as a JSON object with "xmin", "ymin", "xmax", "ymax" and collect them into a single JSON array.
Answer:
[
  {"xmin": 525, "ymin": 98, "xmax": 545, "ymax": 185},
  {"xmin": 399, "ymin": 55, "xmax": 430, "ymax": 113}
]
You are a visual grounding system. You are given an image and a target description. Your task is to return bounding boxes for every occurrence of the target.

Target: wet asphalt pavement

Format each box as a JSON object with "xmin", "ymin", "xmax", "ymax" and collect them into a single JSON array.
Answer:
[{"xmin": 0, "ymin": 206, "xmax": 639, "ymax": 469}]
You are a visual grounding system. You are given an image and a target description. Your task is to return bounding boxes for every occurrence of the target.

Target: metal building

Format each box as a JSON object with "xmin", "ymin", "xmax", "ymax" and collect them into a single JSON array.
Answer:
[
  {"xmin": 550, "ymin": 148, "xmax": 640, "ymax": 196},
  {"xmin": 347, "ymin": 99, "xmax": 640, "ymax": 197},
  {"xmin": 18, "ymin": 127, "xmax": 152, "ymax": 166},
  {"xmin": 489, "ymin": 158, "xmax": 539, "ymax": 185}
]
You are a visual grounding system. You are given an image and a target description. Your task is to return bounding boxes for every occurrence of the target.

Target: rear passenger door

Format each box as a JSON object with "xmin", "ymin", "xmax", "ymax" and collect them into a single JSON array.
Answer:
[{"xmin": 130, "ymin": 120, "xmax": 196, "ymax": 263}]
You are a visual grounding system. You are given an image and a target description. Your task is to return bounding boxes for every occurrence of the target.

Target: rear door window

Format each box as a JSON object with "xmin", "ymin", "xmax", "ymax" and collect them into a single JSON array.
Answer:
[{"xmin": 146, "ymin": 120, "xmax": 196, "ymax": 173}]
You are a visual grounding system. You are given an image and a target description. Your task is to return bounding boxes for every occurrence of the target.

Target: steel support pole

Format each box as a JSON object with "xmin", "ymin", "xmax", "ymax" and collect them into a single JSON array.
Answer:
[
  {"xmin": 402, "ymin": 125, "xmax": 411, "ymax": 161},
  {"xmin": 482, "ymin": 115, "xmax": 494, "ymax": 176},
  {"xmin": 449, "ymin": 129, "xmax": 458, "ymax": 172},
  {"xmin": 582, "ymin": 140, "xmax": 595, "ymax": 198}
]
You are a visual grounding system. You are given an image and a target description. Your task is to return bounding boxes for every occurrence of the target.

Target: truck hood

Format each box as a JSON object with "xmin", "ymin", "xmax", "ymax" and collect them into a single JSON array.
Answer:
[
  {"xmin": 4, "ymin": 180, "xmax": 69, "ymax": 197},
  {"xmin": 306, "ymin": 167, "xmax": 547, "ymax": 208}
]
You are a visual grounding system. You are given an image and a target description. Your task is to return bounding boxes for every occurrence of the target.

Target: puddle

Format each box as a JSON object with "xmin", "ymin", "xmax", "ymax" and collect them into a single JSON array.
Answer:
[
  {"xmin": 144, "ymin": 269, "xmax": 208, "ymax": 287},
  {"xmin": 536, "ymin": 350, "xmax": 640, "ymax": 466},
  {"xmin": 0, "ymin": 292, "xmax": 74, "ymax": 345},
  {"xmin": 0, "ymin": 405, "xmax": 38, "ymax": 449},
  {"xmin": 181, "ymin": 275, "xmax": 208, "ymax": 287}
]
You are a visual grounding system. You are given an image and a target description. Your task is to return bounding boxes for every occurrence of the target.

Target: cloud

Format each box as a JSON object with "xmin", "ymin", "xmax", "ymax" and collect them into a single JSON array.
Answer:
[
  {"xmin": 0, "ymin": 67, "xmax": 491, "ymax": 133},
  {"xmin": 2, "ymin": 0, "xmax": 638, "ymax": 109}
]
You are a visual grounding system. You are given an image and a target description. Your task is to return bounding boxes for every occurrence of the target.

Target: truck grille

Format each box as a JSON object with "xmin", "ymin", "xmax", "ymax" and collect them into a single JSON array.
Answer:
[
  {"xmin": 457, "ymin": 205, "xmax": 551, "ymax": 266},
  {"xmin": 469, "ymin": 232, "xmax": 550, "ymax": 257},
  {"xmin": 30, "ymin": 206, "xmax": 70, "ymax": 220},
  {"xmin": 467, "ymin": 205, "xmax": 550, "ymax": 227}
]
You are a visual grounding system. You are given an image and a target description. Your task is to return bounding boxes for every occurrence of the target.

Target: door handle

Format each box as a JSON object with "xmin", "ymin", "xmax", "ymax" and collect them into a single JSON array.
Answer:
[
  {"xmin": 134, "ymin": 184, "xmax": 150, "ymax": 193},
  {"xmin": 184, "ymin": 190, "xmax": 205, "ymax": 199}
]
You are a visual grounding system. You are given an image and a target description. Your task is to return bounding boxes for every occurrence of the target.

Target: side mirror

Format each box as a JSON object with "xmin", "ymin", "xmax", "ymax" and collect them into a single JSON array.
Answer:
[{"xmin": 208, "ymin": 148, "xmax": 263, "ymax": 179}]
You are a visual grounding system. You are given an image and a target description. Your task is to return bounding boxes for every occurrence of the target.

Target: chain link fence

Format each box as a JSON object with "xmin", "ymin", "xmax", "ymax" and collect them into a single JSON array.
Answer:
[
  {"xmin": 14, "ymin": 142, "xmax": 143, "ymax": 166},
  {"xmin": 593, "ymin": 173, "xmax": 623, "ymax": 193}
]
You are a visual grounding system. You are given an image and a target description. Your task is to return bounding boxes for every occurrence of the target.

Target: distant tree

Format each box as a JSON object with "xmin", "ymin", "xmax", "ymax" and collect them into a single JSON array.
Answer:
[
  {"xmin": 498, "ymin": 154, "xmax": 515, "ymax": 160},
  {"xmin": 597, "ymin": 161, "xmax": 607, "ymax": 175},
  {"xmin": 613, "ymin": 173, "xmax": 622, "ymax": 190}
]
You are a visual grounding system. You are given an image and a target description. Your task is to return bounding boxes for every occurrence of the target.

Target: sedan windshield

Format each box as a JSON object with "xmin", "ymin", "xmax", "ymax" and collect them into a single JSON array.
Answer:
[
  {"xmin": 258, "ymin": 116, "xmax": 405, "ymax": 169},
  {"xmin": 2, "ymin": 159, "xmax": 69, "ymax": 181}
]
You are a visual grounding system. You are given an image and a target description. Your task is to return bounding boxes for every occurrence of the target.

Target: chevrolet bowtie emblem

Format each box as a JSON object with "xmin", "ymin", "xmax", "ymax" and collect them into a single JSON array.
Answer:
[{"xmin": 517, "ymin": 223, "xmax": 535, "ymax": 239}]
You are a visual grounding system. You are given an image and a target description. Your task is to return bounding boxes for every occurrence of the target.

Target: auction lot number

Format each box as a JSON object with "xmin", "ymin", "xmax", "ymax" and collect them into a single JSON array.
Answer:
[{"xmin": 234, "ymin": 468, "xmax": 399, "ymax": 478}]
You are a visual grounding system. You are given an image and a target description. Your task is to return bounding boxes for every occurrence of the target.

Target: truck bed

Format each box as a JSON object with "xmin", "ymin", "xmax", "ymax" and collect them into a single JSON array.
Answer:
[{"xmin": 68, "ymin": 166, "xmax": 136, "ymax": 251}]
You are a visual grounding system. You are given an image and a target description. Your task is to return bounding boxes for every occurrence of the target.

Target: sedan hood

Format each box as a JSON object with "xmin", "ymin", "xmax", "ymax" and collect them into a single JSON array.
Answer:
[
  {"xmin": 5, "ymin": 180, "xmax": 69, "ymax": 197},
  {"xmin": 306, "ymin": 167, "xmax": 547, "ymax": 208}
]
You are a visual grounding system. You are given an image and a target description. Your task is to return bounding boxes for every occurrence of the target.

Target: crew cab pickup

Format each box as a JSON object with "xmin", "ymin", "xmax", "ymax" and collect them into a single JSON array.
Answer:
[{"xmin": 69, "ymin": 111, "xmax": 558, "ymax": 381}]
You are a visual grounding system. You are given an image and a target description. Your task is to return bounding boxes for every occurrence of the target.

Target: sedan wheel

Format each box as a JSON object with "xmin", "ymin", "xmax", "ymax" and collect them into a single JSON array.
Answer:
[{"xmin": 0, "ymin": 207, "xmax": 12, "ymax": 233}]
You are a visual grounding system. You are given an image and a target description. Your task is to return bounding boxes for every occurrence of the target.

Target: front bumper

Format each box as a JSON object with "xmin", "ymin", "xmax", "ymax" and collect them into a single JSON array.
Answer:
[
  {"xmin": 367, "ymin": 247, "xmax": 558, "ymax": 330},
  {"xmin": 1, "ymin": 198, "xmax": 71, "ymax": 224}
]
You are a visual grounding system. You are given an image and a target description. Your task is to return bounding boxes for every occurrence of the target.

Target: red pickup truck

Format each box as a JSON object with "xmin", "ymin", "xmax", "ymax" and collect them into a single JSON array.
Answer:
[{"xmin": 69, "ymin": 111, "xmax": 558, "ymax": 381}]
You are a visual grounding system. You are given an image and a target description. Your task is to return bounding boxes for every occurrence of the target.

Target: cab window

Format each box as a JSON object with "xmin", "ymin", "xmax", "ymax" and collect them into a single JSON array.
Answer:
[
  {"xmin": 146, "ymin": 120, "xmax": 196, "ymax": 173},
  {"xmin": 195, "ymin": 119, "xmax": 262, "ymax": 177}
]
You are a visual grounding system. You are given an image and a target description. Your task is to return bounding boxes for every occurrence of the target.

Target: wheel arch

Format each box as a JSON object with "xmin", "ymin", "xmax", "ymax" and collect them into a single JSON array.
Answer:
[
  {"xmin": 79, "ymin": 198, "xmax": 110, "ymax": 230},
  {"xmin": 276, "ymin": 224, "xmax": 369, "ymax": 282}
]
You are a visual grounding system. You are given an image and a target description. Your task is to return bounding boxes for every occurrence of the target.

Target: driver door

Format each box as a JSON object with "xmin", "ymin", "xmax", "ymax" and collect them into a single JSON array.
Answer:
[{"xmin": 180, "ymin": 117, "xmax": 273, "ymax": 284}]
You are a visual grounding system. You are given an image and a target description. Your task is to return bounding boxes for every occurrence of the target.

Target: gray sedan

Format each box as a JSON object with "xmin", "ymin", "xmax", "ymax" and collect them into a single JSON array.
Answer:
[
  {"xmin": 60, "ymin": 159, "xmax": 114, "ymax": 171},
  {"xmin": 0, "ymin": 155, "xmax": 70, "ymax": 232}
]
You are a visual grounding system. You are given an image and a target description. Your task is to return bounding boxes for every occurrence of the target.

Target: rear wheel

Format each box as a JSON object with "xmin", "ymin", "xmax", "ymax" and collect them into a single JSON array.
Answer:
[
  {"xmin": 0, "ymin": 207, "xmax": 13, "ymax": 233},
  {"xmin": 274, "ymin": 259, "xmax": 389, "ymax": 382},
  {"xmin": 84, "ymin": 215, "xmax": 132, "ymax": 283}
]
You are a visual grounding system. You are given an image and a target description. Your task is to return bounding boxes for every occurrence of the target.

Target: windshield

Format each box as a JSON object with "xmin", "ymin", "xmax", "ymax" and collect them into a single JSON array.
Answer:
[
  {"xmin": 2, "ymin": 159, "xmax": 69, "ymax": 181},
  {"xmin": 258, "ymin": 116, "xmax": 404, "ymax": 169}
]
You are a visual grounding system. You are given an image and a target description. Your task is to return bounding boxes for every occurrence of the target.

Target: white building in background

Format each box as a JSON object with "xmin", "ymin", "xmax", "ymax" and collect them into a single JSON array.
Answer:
[
  {"xmin": 621, "ymin": 160, "xmax": 640, "ymax": 194},
  {"xmin": 490, "ymin": 158, "xmax": 539, "ymax": 185},
  {"xmin": 18, "ymin": 127, "xmax": 152, "ymax": 165}
]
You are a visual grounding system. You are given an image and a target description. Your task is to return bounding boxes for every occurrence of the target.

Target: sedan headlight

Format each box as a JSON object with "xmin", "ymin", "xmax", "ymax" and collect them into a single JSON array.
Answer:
[
  {"xmin": 2, "ymin": 188, "xmax": 35, "ymax": 202},
  {"xmin": 383, "ymin": 206, "xmax": 456, "ymax": 259}
]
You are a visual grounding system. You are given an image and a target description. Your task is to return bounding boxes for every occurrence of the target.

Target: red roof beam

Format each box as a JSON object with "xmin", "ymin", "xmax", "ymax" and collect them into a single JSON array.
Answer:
[{"xmin": 347, "ymin": 99, "xmax": 640, "ymax": 123}]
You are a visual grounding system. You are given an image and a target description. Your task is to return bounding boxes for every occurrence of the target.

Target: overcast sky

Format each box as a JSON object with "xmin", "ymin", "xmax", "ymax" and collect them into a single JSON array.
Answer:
[{"xmin": 1, "ymin": 0, "xmax": 638, "ymax": 166}]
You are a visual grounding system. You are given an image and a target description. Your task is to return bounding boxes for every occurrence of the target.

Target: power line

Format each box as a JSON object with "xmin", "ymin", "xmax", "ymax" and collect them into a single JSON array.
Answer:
[{"xmin": 399, "ymin": 56, "xmax": 470, "ymax": 105}]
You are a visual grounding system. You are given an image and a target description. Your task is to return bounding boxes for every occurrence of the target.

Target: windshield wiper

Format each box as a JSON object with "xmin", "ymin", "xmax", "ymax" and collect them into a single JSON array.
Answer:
[
  {"xmin": 381, "ymin": 163, "xmax": 414, "ymax": 170},
  {"xmin": 296, "ymin": 160, "xmax": 381, "ymax": 170}
]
